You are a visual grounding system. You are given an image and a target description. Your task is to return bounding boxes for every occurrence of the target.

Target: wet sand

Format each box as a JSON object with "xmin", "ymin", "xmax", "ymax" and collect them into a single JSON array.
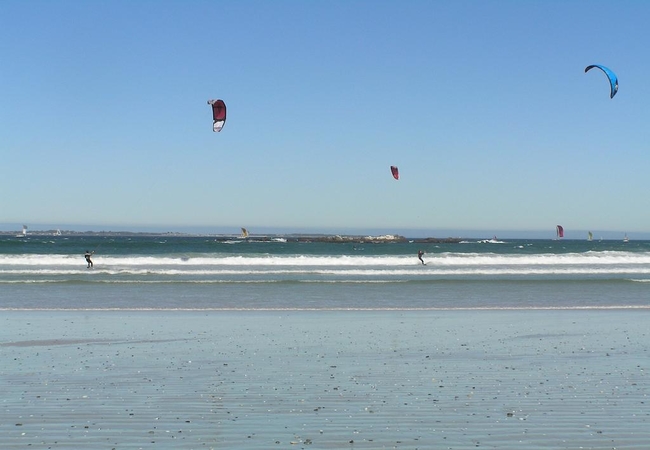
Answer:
[{"xmin": 1, "ymin": 310, "xmax": 648, "ymax": 449}]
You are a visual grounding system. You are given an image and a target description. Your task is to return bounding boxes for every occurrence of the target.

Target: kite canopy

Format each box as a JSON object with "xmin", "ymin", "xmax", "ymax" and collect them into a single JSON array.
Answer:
[
  {"xmin": 584, "ymin": 65, "xmax": 618, "ymax": 98},
  {"xmin": 207, "ymin": 99, "xmax": 227, "ymax": 132},
  {"xmin": 390, "ymin": 166, "xmax": 399, "ymax": 180}
]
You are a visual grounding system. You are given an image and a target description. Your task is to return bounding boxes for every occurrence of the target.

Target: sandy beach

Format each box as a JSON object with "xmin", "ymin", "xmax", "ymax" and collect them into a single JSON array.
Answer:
[{"xmin": 1, "ymin": 310, "xmax": 648, "ymax": 449}]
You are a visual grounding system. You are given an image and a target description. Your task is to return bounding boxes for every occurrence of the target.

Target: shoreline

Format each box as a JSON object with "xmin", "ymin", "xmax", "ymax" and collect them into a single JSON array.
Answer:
[{"xmin": 3, "ymin": 305, "xmax": 650, "ymax": 311}]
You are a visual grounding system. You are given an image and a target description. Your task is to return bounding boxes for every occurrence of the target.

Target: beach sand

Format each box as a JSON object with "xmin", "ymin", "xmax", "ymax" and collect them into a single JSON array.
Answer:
[{"xmin": 1, "ymin": 310, "xmax": 648, "ymax": 449}]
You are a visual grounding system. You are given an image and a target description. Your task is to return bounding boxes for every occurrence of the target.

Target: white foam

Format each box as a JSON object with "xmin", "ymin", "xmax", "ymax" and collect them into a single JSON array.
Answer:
[
  {"xmin": 2, "ymin": 251, "xmax": 650, "ymax": 280},
  {"xmin": 2, "ymin": 250, "xmax": 650, "ymax": 267}
]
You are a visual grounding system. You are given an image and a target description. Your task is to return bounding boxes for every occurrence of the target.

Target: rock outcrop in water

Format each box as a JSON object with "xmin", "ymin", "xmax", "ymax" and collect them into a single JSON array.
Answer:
[{"xmin": 285, "ymin": 234, "xmax": 462, "ymax": 244}]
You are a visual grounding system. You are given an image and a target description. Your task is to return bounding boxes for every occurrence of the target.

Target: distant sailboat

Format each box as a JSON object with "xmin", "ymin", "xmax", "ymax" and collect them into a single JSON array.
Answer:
[
  {"xmin": 240, "ymin": 228, "xmax": 249, "ymax": 238},
  {"xmin": 15, "ymin": 225, "xmax": 27, "ymax": 238},
  {"xmin": 556, "ymin": 225, "xmax": 564, "ymax": 239},
  {"xmin": 623, "ymin": 233, "xmax": 629, "ymax": 243},
  {"xmin": 588, "ymin": 231, "xmax": 593, "ymax": 241}
]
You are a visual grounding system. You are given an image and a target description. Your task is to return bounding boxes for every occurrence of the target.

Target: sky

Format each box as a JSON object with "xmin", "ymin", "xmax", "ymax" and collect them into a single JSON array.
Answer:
[{"xmin": 2, "ymin": 0, "xmax": 649, "ymax": 238}]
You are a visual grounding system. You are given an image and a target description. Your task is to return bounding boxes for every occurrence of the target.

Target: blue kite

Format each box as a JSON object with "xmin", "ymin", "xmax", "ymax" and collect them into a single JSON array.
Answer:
[{"xmin": 584, "ymin": 64, "xmax": 618, "ymax": 99}]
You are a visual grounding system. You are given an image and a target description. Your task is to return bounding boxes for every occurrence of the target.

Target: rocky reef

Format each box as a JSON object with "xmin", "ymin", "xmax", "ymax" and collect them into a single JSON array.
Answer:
[{"xmin": 280, "ymin": 234, "xmax": 462, "ymax": 244}]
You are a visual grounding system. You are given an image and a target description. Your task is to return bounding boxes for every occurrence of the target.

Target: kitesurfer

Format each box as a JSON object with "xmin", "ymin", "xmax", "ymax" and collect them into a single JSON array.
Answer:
[
  {"xmin": 84, "ymin": 250, "xmax": 94, "ymax": 268},
  {"xmin": 417, "ymin": 250, "xmax": 425, "ymax": 265}
]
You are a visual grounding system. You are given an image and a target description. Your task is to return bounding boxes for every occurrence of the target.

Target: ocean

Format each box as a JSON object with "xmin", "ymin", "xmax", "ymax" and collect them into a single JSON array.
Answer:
[{"xmin": 2, "ymin": 233, "xmax": 649, "ymax": 310}]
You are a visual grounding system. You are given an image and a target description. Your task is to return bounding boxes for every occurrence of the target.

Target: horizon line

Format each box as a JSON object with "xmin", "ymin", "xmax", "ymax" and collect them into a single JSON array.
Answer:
[{"xmin": 0, "ymin": 224, "xmax": 646, "ymax": 240}]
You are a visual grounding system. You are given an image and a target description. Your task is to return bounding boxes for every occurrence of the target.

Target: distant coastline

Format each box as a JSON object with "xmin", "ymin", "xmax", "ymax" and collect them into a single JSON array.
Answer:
[
  {"xmin": 0, "ymin": 230, "xmax": 463, "ymax": 244},
  {"xmin": 2, "ymin": 227, "xmax": 646, "ymax": 241}
]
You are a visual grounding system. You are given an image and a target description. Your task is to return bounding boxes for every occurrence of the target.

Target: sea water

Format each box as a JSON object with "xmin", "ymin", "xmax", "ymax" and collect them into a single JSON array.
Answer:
[{"xmin": 1, "ymin": 234, "xmax": 650, "ymax": 310}]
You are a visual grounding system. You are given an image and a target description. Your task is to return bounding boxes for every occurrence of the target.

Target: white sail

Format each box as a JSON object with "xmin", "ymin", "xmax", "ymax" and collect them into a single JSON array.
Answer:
[{"xmin": 16, "ymin": 225, "xmax": 27, "ymax": 238}]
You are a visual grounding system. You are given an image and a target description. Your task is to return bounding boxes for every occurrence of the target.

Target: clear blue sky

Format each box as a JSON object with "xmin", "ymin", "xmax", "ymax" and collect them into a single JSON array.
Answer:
[{"xmin": 2, "ymin": 1, "xmax": 649, "ymax": 238}]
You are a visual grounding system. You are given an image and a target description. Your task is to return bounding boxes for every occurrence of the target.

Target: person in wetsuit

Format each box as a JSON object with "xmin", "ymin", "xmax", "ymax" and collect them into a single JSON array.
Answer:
[
  {"xmin": 417, "ymin": 250, "xmax": 425, "ymax": 265},
  {"xmin": 84, "ymin": 250, "xmax": 94, "ymax": 268}
]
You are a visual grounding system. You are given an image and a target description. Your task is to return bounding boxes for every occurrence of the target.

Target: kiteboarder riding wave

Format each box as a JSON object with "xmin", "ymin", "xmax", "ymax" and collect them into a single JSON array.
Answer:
[{"xmin": 417, "ymin": 250, "xmax": 425, "ymax": 265}]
